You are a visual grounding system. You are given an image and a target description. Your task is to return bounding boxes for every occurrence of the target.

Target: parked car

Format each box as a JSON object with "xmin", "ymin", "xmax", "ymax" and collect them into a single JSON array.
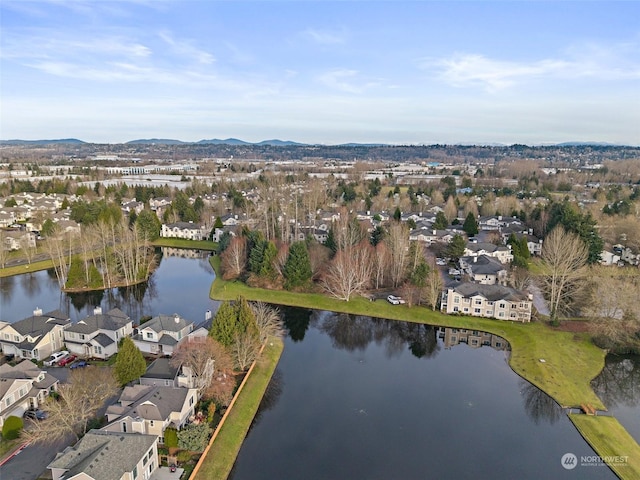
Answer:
[
  {"xmin": 24, "ymin": 409, "xmax": 48, "ymax": 420},
  {"xmin": 436, "ymin": 258, "xmax": 446, "ymax": 266},
  {"xmin": 58, "ymin": 354, "xmax": 77, "ymax": 367},
  {"xmin": 44, "ymin": 350, "xmax": 69, "ymax": 367},
  {"xmin": 70, "ymin": 360, "xmax": 88, "ymax": 369},
  {"xmin": 387, "ymin": 295, "xmax": 406, "ymax": 305}
]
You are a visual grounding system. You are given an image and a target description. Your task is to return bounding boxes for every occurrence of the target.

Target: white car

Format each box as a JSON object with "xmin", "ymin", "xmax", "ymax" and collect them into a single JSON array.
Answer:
[
  {"xmin": 436, "ymin": 258, "xmax": 446, "ymax": 266},
  {"xmin": 44, "ymin": 350, "xmax": 69, "ymax": 367},
  {"xmin": 387, "ymin": 295, "xmax": 406, "ymax": 305}
]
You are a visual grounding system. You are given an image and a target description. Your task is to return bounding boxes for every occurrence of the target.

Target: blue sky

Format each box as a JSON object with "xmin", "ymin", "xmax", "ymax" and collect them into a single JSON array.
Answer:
[{"xmin": 1, "ymin": 1, "xmax": 639, "ymax": 145}]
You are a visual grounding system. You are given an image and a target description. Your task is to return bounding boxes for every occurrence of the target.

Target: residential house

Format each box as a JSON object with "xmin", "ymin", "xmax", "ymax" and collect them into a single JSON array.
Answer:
[
  {"xmin": 440, "ymin": 282, "xmax": 532, "ymax": 322},
  {"xmin": 2, "ymin": 230, "xmax": 36, "ymax": 251},
  {"xmin": 48, "ymin": 430, "xmax": 158, "ymax": 480},
  {"xmin": 0, "ymin": 360, "xmax": 59, "ymax": 427},
  {"xmin": 132, "ymin": 314, "xmax": 194, "ymax": 356},
  {"xmin": 437, "ymin": 327, "xmax": 508, "ymax": 351},
  {"xmin": 160, "ymin": 222, "xmax": 209, "ymax": 241},
  {"xmin": 64, "ymin": 307, "xmax": 133, "ymax": 359},
  {"xmin": 139, "ymin": 357, "xmax": 194, "ymax": 389},
  {"xmin": 103, "ymin": 384, "xmax": 198, "ymax": 444},
  {"xmin": 409, "ymin": 228, "xmax": 453, "ymax": 244},
  {"xmin": 463, "ymin": 242, "xmax": 514, "ymax": 264},
  {"xmin": 0, "ymin": 309, "xmax": 70, "ymax": 361},
  {"xmin": 600, "ymin": 250, "xmax": 622, "ymax": 266},
  {"xmin": 459, "ymin": 255, "xmax": 508, "ymax": 285}
]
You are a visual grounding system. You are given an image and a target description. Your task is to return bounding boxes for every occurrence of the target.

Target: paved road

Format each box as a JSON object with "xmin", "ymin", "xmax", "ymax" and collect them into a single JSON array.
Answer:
[{"xmin": 0, "ymin": 434, "xmax": 73, "ymax": 480}]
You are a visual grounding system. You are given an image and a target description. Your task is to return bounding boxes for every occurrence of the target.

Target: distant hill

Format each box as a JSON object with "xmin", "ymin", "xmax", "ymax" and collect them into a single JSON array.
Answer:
[
  {"xmin": 0, "ymin": 138, "xmax": 86, "ymax": 145},
  {"xmin": 337, "ymin": 142, "xmax": 389, "ymax": 147},
  {"xmin": 256, "ymin": 139, "xmax": 305, "ymax": 146},
  {"xmin": 555, "ymin": 141, "xmax": 622, "ymax": 147},
  {"xmin": 126, "ymin": 139, "xmax": 186, "ymax": 145},
  {"xmin": 196, "ymin": 138, "xmax": 251, "ymax": 145}
]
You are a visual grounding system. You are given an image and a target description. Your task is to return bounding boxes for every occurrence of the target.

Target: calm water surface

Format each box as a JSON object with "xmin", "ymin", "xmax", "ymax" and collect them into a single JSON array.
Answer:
[
  {"xmin": 230, "ymin": 310, "xmax": 617, "ymax": 480},
  {"xmin": 0, "ymin": 248, "xmax": 219, "ymax": 325}
]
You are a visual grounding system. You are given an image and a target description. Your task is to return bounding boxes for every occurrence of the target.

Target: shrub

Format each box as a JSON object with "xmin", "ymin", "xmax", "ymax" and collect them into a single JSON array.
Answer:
[
  {"xmin": 177, "ymin": 423, "xmax": 212, "ymax": 452},
  {"xmin": 2, "ymin": 416, "xmax": 23, "ymax": 440},
  {"xmin": 176, "ymin": 449, "xmax": 193, "ymax": 463}
]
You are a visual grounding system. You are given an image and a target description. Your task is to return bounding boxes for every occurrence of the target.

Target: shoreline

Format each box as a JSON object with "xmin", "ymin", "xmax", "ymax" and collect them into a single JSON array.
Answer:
[{"xmin": 207, "ymin": 256, "xmax": 640, "ymax": 480}]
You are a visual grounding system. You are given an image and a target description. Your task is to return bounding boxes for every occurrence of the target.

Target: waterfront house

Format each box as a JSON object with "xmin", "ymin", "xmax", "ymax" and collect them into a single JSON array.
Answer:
[
  {"xmin": 0, "ymin": 308, "xmax": 70, "ymax": 362},
  {"xmin": 48, "ymin": 430, "xmax": 158, "ymax": 480},
  {"xmin": 440, "ymin": 282, "xmax": 532, "ymax": 322},
  {"xmin": 160, "ymin": 221, "xmax": 209, "ymax": 241},
  {"xmin": 132, "ymin": 314, "xmax": 194, "ymax": 356},
  {"xmin": 64, "ymin": 307, "xmax": 133, "ymax": 359},
  {"xmin": 103, "ymin": 384, "xmax": 198, "ymax": 444}
]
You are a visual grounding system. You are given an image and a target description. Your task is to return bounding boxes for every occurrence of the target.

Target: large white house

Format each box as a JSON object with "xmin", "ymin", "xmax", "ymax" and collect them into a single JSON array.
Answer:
[
  {"xmin": 160, "ymin": 222, "xmax": 209, "ymax": 241},
  {"xmin": 440, "ymin": 283, "xmax": 533, "ymax": 322},
  {"xmin": 132, "ymin": 314, "xmax": 194, "ymax": 356},
  {"xmin": 64, "ymin": 307, "xmax": 133, "ymax": 359},
  {"xmin": 0, "ymin": 309, "xmax": 70, "ymax": 362}
]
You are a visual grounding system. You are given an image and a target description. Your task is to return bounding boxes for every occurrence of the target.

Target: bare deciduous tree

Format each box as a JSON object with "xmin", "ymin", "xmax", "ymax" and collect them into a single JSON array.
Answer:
[
  {"xmin": 220, "ymin": 235, "xmax": 247, "ymax": 280},
  {"xmin": 322, "ymin": 240, "xmax": 373, "ymax": 301},
  {"xmin": 232, "ymin": 331, "xmax": 260, "ymax": 371},
  {"xmin": 251, "ymin": 302, "xmax": 284, "ymax": 343},
  {"xmin": 171, "ymin": 337, "xmax": 233, "ymax": 395},
  {"xmin": 424, "ymin": 260, "xmax": 444, "ymax": 311},
  {"xmin": 23, "ymin": 367, "xmax": 119, "ymax": 445},
  {"xmin": 386, "ymin": 222, "xmax": 409, "ymax": 288},
  {"xmin": 540, "ymin": 226, "xmax": 589, "ymax": 322},
  {"xmin": 373, "ymin": 242, "xmax": 390, "ymax": 289}
]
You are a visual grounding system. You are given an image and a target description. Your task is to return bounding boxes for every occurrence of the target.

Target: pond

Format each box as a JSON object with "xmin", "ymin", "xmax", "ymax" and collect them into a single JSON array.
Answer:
[
  {"xmin": 0, "ymin": 247, "xmax": 219, "ymax": 326},
  {"xmin": 229, "ymin": 309, "xmax": 617, "ymax": 480}
]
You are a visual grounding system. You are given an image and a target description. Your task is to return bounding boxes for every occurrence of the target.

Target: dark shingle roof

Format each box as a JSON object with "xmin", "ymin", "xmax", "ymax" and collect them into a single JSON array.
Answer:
[
  {"xmin": 9, "ymin": 310, "xmax": 70, "ymax": 337},
  {"xmin": 451, "ymin": 282, "xmax": 529, "ymax": 302},
  {"xmin": 142, "ymin": 358, "xmax": 178, "ymax": 380},
  {"xmin": 47, "ymin": 430, "xmax": 157, "ymax": 480},
  {"xmin": 66, "ymin": 308, "xmax": 130, "ymax": 334}
]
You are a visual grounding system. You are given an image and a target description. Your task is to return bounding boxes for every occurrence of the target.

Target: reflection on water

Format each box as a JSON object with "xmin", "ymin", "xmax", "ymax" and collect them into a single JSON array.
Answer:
[
  {"xmin": 231, "ymin": 309, "xmax": 612, "ymax": 480},
  {"xmin": 592, "ymin": 354, "xmax": 640, "ymax": 442},
  {"xmin": 0, "ymin": 249, "xmax": 217, "ymax": 325}
]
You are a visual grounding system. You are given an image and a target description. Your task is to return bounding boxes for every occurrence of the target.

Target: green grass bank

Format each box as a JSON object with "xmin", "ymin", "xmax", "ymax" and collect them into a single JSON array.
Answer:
[
  {"xmin": 193, "ymin": 337, "xmax": 284, "ymax": 480},
  {"xmin": 208, "ymin": 256, "xmax": 640, "ymax": 480},
  {"xmin": 152, "ymin": 238, "xmax": 218, "ymax": 250}
]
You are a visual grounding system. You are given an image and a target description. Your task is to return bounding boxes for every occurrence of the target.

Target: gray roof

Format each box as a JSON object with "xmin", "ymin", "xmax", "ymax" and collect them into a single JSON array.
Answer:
[
  {"xmin": 0, "ymin": 361, "xmax": 55, "ymax": 399},
  {"xmin": 465, "ymin": 242, "xmax": 509, "ymax": 253},
  {"xmin": 140, "ymin": 314, "xmax": 192, "ymax": 333},
  {"xmin": 461, "ymin": 255, "xmax": 507, "ymax": 275},
  {"xmin": 6, "ymin": 309, "xmax": 69, "ymax": 337},
  {"xmin": 142, "ymin": 358, "xmax": 179, "ymax": 380},
  {"xmin": 106, "ymin": 385, "xmax": 191, "ymax": 423},
  {"xmin": 47, "ymin": 430, "xmax": 157, "ymax": 480},
  {"xmin": 450, "ymin": 282, "xmax": 529, "ymax": 302},
  {"xmin": 92, "ymin": 333, "xmax": 115, "ymax": 347},
  {"xmin": 166, "ymin": 221, "xmax": 204, "ymax": 230},
  {"xmin": 66, "ymin": 308, "xmax": 130, "ymax": 334},
  {"xmin": 158, "ymin": 334, "xmax": 178, "ymax": 346}
]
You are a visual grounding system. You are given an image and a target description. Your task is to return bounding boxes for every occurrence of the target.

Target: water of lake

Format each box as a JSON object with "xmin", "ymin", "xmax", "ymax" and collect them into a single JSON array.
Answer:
[{"xmin": 0, "ymin": 250, "xmax": 636, "ymax": 479}]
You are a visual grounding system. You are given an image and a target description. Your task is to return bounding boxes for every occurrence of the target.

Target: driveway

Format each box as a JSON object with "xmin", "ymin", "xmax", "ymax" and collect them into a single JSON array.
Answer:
[{"xmin": 0, "ymin": 433, "xmax": 74, "ymax": 480}]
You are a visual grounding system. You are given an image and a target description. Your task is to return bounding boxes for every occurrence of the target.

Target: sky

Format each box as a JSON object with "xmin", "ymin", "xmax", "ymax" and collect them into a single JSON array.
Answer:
[{"xmin": 1, "ymin": 0, "xmax": 639, "ymax": 145}]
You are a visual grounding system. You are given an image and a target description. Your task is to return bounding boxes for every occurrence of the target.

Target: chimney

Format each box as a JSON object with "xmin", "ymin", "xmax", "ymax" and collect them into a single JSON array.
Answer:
[
  {"xmin": 528, "ymin": 228, "xmax": 533, "ymax": 235},
  {"xmin": 33, "ymin": 307, "xmax": 43, "ymax": 316},
  {"xmin": 433, "ymin": 230, "xmax": 436, "ymax": 235},
  {"xmin": 205, "ymin": 310, "xmax": 212, "ymax": 321},
  {"xmin": 93, "ymin": 306, "xmax": 103, "ymax": 315},
  {"xmin": 174, "ymin": 314, "xmax": 181, "ymax": 324},
  {"xmin": 473, "ymin": 256, "xmax": 477, "ymax": 263}
]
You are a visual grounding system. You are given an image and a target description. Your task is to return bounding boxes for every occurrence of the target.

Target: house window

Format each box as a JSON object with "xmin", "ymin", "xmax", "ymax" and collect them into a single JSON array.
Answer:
[
  {"xmin": 80, "ymin": 334, "xmax": 85, "ymax": 340},
  {"xmin": 189, "ymin": 396, "xmax": 194, "ymax": 406},
  {"xmin": 146, "ymin": 332, "xmax": 153, "ymax": 339},
  {"xmin": 499, "ymin": 312, "xmax": 504, "ymax": 317},
  {"xmin": 3, "ymin": 333, "xmax": 8, "ymax": 340},
  {"xmin": 474, "ymin": 308, "xmax": 481, "ymax": 314},
  {"xmin": 149, "ymin": 420, "xmax": 154, "ymax": 427},
  {"xmin": 511, "ymin": 304, "xmax": 517, "ymax": 309},
  {"xmin": 454, "ymin": 297, "xmax": 460, "ymax": 304},
  {"xmin": 499, "ymin": 303, "xmax": 505, "ymax": 309},
  {"xmin": 453, "ymin": 307, "xmax": 459, "ymax": 312},
  {"xmin": 122, "ymin": 422, "xmax": 127, "ymax": 433},
  {"xmin": 496, "ymin": 342, "xmax": 502, "ymax": 347},
  {"xmin": 475, "ymin": 300, "xmax": 482, "ymax": 305},
  {"xmin": 94, "ymin": 346, "xmax": 102, "ymax": 354},
  {"xmin": 133, "ymin": 466, "xmax": 138, "ymax": 479}
]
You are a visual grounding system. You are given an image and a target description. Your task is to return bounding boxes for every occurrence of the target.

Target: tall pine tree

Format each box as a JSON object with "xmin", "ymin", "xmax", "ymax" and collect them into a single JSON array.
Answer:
[{"xmin": 114, "ymin": 337, "xmax": 147, "ymax": 386}]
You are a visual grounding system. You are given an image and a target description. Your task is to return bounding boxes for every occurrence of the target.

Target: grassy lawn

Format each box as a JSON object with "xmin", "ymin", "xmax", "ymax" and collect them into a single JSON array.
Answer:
[
  {"xmin": 0, "ymin": 437, "xmax": 22, "ymax": 459},
  {"xmin": 569, "ymin": 415, "xmax": 640, "ymax": 480},
  {"xmin": 0, "ymin": 259, "xmax": 54, "ymax": 278},
  {"xmin": 209, "ymin": 258, "xmax": 605, "ymax": 409},
  {"xmin": 152, "ymin": 238, "xmax": 218, "ymax": 250},
  {"xmin": 193, "ymin": 337, "xmax": 284, "ymax": 480}
]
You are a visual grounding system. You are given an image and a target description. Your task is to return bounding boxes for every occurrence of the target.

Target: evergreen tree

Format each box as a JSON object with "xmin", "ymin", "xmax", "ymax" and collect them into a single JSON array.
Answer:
[
  {"xmin": 259, "ymin": 241, "xmax": 278, "ymax": 278},
  {"xmin": 462, "ymin": 212, "xmax": 479, "ymax": 236},
  {"xmin": 446, "ymin": 234, "xmax": 466, "ymax": 261},
  {"xmin": 324, "ymin": 228, "xmax": 337, "ymax": 254},
  {"xmin": 393, "ymin": 207, "xmax": 402, "ymax": 222},
  {"xmin": 209, "ymin": 297, "xmax": 258, "ymax": 348},
  {"xmin": 114, "ymin": 338, "xmax": 147, "ymax": 386},
  {"xmin": 136, "ymin": 209, "xmax": 162, "ymax": 241},
  {"xmin": 283, "ymin": 241, "xmax": 312, "ymax": 289},
  {"xmin": 249, "ymin": 239, "xmax": 267, "ymax": 273},
  {"xmin": 214, "ymin": 216, "xmax": 224, "ymax": 229},
  {"xmin": 433, "ymin": 211, "xmax": 448, "ymax": 229}
]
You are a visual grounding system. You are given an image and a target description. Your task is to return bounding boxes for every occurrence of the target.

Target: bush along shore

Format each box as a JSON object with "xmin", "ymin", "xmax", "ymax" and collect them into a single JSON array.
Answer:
[{"xmin": 207, "ymin": 256, "xmax": 640, "ymax": 480}]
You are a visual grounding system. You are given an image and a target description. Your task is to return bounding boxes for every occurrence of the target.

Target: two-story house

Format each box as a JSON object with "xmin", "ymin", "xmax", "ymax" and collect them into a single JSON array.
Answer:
[
  {"xmin": 459, "ymin": 255, "xmax": 508, "ymax": 285},
  {"xmin": 132, "ymin": 314, "xmax": 194, "ymax": 356},
  {"xmin": 0, "ymin": 309, "xmax": 70, "ymax": 361},
  {"xmin": 48, "ymin": 430, "xmax": 159, "ymax": 480},
  {"xmin": 0, "ymin": 360, "xmax": 59, "ymax": 427},
  {"xmin": 463, "ymin": 242, "xmax": 514, "ymax": 264},
  {"xmin": 103, "ymin": 384, "xmax": 198, "ymax": 444},
  {"xmin": 160, "ymin": 222, "xmax": 209, "ymax": 241},
  {"xmin": 440, "ymin": 282, "xmax": 532, "ymax": 322},
  {"xmin": 64, "ymin": 307, "xmax": 133, "ymax": 359}
]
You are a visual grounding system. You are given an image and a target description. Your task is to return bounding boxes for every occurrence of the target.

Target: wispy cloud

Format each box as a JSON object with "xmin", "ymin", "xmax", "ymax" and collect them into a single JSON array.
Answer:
[
  {"xmin": 424, "ymin": 43, "xmax": 640, "ymax": 92},
  {"xmin": 303, "ymin": 28, "xmax": 347, "ymax": 45},
  {"xmin": 158, "ymin": 31, "xmax": 215, "ymax": 65},
  {"xmin": 318, "ymin": 69, "xmax": 366, "ymax": 94}
]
